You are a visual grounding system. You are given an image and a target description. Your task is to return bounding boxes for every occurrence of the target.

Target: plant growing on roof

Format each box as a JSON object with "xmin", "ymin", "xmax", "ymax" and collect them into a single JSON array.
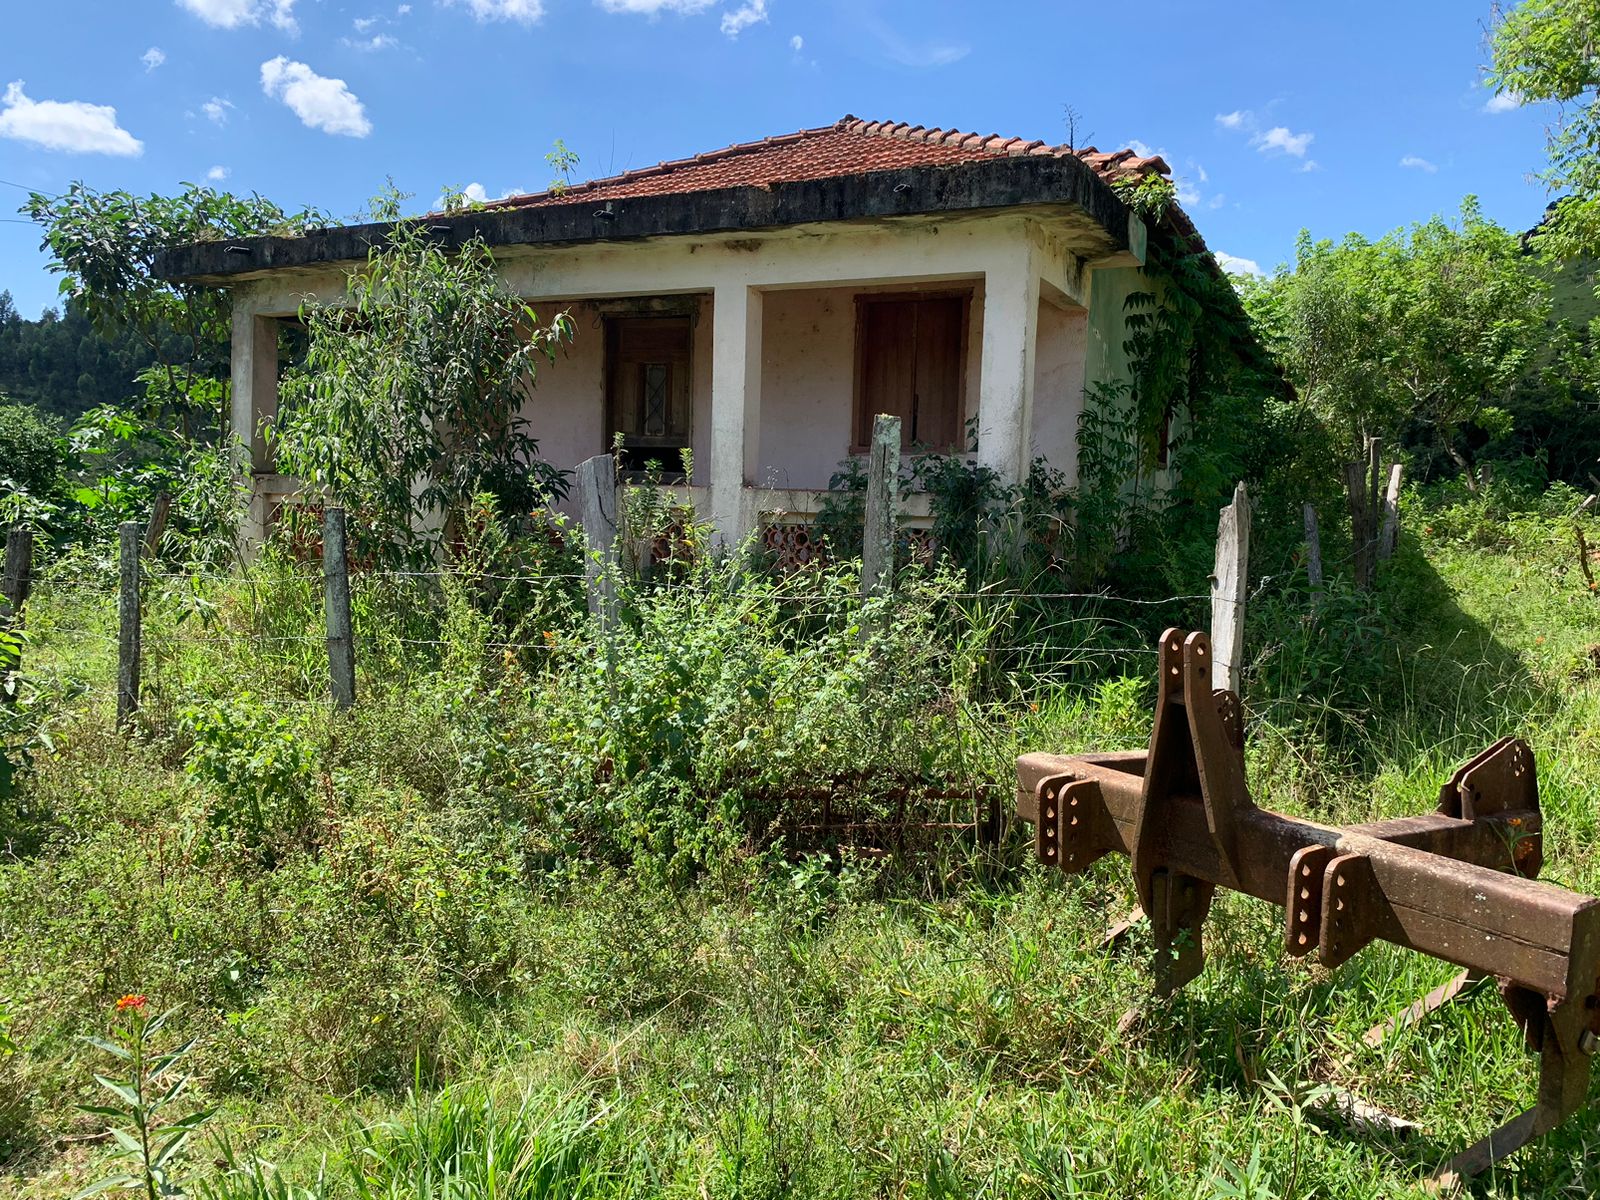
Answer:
[{"xmin": 272, "ymin": 215, "xmax": 574, "ymax": 567}]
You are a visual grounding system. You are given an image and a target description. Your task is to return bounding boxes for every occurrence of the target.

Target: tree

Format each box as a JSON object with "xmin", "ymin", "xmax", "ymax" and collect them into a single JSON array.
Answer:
[
  {"xmin": 272, "ymin": 220, "xmax": 572, "ymax": 566},
  {"xmin": 25, "ymin": 183, "xmax": 326, "ymax": 435},
  {"xmin": 1243, "ymin": 200, "xmax": 1550, "ymax": 485},
  {"xmin": 0, "ymin": 401, "xmax": 64, "ymax": 497},
  {"xmin": 1490, "ymin": 1, "xmax": 1600, "ymax": 262},
  {"xmin": 0, "ymin": 290, "xmax": 156, "ymax": 420},
  {"xmin": 1490, "ymin": 1, "xmax": 1600, "ymax": 261}
]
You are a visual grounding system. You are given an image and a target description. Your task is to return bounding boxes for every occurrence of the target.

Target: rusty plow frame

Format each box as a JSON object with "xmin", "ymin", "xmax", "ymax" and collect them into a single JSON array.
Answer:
[{"xmin": 1017, "ymin": 629, "xmax": 1600, "ymax": 1185}]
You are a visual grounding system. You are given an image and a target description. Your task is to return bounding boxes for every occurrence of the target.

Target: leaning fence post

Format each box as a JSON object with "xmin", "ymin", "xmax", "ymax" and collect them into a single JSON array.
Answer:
[
  {"xmin": 143, "ymin": 491, "xmax": 172, "ymax": 560},
  {"xmin": 1377, "ymin": 463, "xmax": 1404, "ymax": 563},
  {"xmin": 322, "ymin": 506, "xmax": 356, "ymax": 712},
  {"xmin": 1302, "ymin": 503, "xmax": 1323, "ymax": 590},
  {"xmin": 861, "ymin": 414, "xmax": 901, "ymax": 598},
  {"xmin": 117, "ymin": 521, "xmax": 141, "ymax": 730},
  {"xmin": 577, "ymin": 454, "xmax": 621, "ymax": 631},
  {"xmin": 1210, "ymin": 482, "xmax": 1250, "ymax": 695}
]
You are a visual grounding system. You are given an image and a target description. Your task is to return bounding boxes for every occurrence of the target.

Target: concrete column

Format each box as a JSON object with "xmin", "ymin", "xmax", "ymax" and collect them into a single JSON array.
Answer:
[
  {"xmin": 230, "ymin": 303, "xmax": 280, "ymax": 547},
  {"xmin": 709, "ymin": 283, "xmax": 763, "ymax": 546},
  {"xmin": 976, "ymin": 250, "xmax": 1041, "ymax": 487}
]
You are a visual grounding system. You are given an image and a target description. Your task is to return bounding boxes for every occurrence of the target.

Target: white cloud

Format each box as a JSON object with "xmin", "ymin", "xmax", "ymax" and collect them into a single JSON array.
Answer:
[
  {"xmin": 451, "ymin": 0, "xmax": 546, "ymax": 20},
  {"xmin": 177, "ymin": 0, "xmax": 255, "ymax": 26},
  {"xmin": 142, "ymin": 47, "xmax": 167, "ymax": 71},
  {"xmin": 462, "ymin": 182, "xmax": 489, "ymax": 203},
  {"xmin": 1399, "ymin": 154, "xmax": 1437, "ymax": 173},
  {"xmin": 1253, "ymin": 125, "xmax": 1314, "ymax": 157},
  {"xmin": 1194, "ymin": 162, "xmax": 1208, "ymax": 183},
  {"xmin": 790, "ymin": 34, "xmax": 803, "ymax": 51},
  {"xmin": 345, "ymin": 33, "xmax": 399, "ymax": 50},
  {"xmin": 202, "ymin": 96, "xmax": 234, "ymax": 125},
  {"xmin": 1175, "ymin": 180, "xmax": 1201, "ymax": 207},
  {"xmin": 1484, "ymin": 90, "xmax": 1523, "ymax": 114},
  {"xmin": 0, "ymin": 80, "xmax": 143, "ymax": 156},
  {"xmin": 1213, "ymin": 251, "xmax": 1263, "ymax": 278},
  {"xmin": 1215, "ymin": 110, "xmax": 1248, "ymax": 129},
  {"xmin": 207, "ymin": 164, "xmax": 230, "ymax": 180},
  {"xmin": 397, "ymin": 2, "xmax": 411, "ymax": 11},
  {"xmin": 260, "ymin": 57, "xmax": 372, "ymax": 137},
  {"xmin": 1127, "ymin": 139, "xmax": 1155, "ymax": 158},
  {"xmin": 1298, "ymin": 159, "xmax": 1320, "ymax": 173},
  {"xmin": 596, "ymin": 0, "xmax": 713, "ymax": 12},
  {"xmin": 354, "ymin": 15, "xmax": 379, "ymax": 31},
  {"xmin": 720, "ymin": 0, "xmax": 766, "ymax": 36},
  {"xmin": 177, "ymin": 0, "xmax": 298, "ymax": 34},
  {"xmin": 866, "ymin": 18, "xmax": 968, "ymax": 67}
]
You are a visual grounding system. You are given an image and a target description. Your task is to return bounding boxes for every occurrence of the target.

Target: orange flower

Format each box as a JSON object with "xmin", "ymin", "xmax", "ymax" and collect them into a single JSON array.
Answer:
[
  {"xmin": 115, "ymin": 994, "xmax": 148, "ymax": 1013},
  {"xmin": 542, "ymin": 631, "xmax": 558, "ymax": 645}
]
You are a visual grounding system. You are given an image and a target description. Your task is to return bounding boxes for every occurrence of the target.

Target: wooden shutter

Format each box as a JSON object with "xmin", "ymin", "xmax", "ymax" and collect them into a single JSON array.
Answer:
[{"xmin": 855, "ymin": 294, "xmax": 967, "ymax": 451}]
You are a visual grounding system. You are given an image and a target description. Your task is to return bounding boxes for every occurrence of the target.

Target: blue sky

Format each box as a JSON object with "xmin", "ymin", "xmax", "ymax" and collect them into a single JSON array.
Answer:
[{"xmin": 0, "ymin": 0, "xmax": 1557, "ymax": 318}]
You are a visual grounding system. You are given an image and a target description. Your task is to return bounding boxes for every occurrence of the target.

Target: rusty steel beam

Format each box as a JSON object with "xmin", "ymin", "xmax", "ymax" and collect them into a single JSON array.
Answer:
[{"xmin": 1016, "ymin": 629, "xmax": 1600, "ymax": 1185}]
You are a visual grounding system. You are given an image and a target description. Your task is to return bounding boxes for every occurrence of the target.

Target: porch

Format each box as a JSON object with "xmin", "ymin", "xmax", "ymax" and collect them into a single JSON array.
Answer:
[{"xmin": 229, "ymin": 211, "xmax": 1147, "ymax": 548}]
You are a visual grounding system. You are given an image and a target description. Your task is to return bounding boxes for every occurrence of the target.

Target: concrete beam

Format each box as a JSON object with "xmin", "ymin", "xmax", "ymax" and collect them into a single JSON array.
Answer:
[{"xmin": 153, "ymin": 155, "xmax": 1138, "ymax": 284}]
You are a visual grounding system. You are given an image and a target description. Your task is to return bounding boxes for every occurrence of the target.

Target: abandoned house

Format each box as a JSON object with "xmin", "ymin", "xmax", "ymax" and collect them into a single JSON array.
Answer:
[{"xmin": 154, "ymin": 115, "xmax": 1210, "ymax": 551}]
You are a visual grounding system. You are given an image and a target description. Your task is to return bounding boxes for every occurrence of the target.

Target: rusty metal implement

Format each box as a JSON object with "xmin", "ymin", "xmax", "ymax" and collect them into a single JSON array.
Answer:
[{"xmin": 1017, "ymin": 629, "xmax": 1600, "ymax": 1185}]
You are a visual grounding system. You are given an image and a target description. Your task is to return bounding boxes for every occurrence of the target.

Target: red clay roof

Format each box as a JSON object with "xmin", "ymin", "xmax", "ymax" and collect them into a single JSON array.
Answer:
[{"xmin": 475, "ymin": 115, "xmax": 1172, "ymax": 214}]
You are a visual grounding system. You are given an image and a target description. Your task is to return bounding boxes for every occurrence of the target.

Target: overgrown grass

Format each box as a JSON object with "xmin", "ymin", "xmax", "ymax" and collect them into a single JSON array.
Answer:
[{"xmin": 5, "ymin": 489, "xmax": 1600, "ymax": 1198}]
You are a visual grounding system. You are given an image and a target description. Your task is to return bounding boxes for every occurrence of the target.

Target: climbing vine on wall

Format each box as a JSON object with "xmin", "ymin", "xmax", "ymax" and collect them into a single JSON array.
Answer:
[{"xmin": 1091, "ymin": 174, "xmax": 1302, "ymax": 592}]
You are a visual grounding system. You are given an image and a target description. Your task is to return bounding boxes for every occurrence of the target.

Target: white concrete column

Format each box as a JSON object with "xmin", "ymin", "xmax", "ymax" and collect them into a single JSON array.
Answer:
[
  {"xmin": 230, "ymin": 302, "xmax": 280, "ymax": 547},
  {"xmin": 709, "ymin": 283, "xmax": 763, "ymax": 546},
  {"xmin": 976, "ymin": 250, "xmax": 1041, "ymax": 488}
]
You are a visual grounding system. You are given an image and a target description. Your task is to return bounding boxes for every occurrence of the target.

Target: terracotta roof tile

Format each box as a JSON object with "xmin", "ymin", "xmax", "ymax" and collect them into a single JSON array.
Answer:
[{"xmin": 468, "ymin": 116, "xmax": 1173, "ymax": 219}]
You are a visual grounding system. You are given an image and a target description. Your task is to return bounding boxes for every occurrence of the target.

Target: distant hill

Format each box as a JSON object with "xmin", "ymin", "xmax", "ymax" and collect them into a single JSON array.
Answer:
[{"xmin": 0, "ymin": 289, "xmax": 155, "ymax": 422}]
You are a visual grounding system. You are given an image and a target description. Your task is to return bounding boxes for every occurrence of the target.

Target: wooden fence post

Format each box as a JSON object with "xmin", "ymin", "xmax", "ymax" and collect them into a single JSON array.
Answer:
[
  {"xmin": 2, "ymin": 525, "xmax": 33, "ymax": 623},
  {"xmin": 861, "ymin": 414, "xmax": 901, "ymax": 598},
  {"xmin": 577, "ymin": 453, "xmax": 621, "ymax": 631},
  {"xmin": 1210, "ymin": 482, "xmax": 1251, "ymax": 695},
  {"xmin": 1377, "ymin": 463, "xmax": 1404, "ymax": 563},
  {"xmin": 1, "ymin": 524, "xmax": 32, "ymax": 705},
  {"xmin": 1302, "ymin": 503, "xmax": 1323, "ymax": 589},
  {"xmin": 322, "ymin": 506, "xmax": 356, "ymax": 711},
  {"xmin": 117, "ymin": 521, "xmax": 141, "ymax": 730}
]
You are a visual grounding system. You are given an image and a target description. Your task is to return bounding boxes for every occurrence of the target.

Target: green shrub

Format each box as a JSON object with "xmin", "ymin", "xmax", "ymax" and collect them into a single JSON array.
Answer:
[{"xmin": 179, "ymin": 696, "xmax": 318, "ymax": 862}]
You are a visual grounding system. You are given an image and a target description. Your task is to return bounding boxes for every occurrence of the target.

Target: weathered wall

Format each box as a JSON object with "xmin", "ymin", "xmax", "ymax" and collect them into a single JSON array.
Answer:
[
  {"xmin": 1031, "ymin": 301, "xmax": 1088, "ymax": 487},
  {"xmin": 753, "ymin": 282, "xmax": 987, "ymax": 492},
  {"xmin": 1083, "ymin": 264, "xmax": 1143, "ymax": 397}
]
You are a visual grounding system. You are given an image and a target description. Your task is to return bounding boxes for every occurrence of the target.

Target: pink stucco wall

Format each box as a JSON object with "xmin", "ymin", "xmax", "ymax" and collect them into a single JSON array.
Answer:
[
  {"xmin": 752, "ymin": 282, "xmax": 986, "ymax": 491},
  {"xmin": 1031, "ymin": 302, "xmax": 1088, "ymax": 487}
]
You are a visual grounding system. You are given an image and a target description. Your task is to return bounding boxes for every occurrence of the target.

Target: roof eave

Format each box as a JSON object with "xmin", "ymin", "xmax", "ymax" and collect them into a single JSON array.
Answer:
[{"xmin": 152, "ymin": 154, "xmax": 1138, "ymax": 285}]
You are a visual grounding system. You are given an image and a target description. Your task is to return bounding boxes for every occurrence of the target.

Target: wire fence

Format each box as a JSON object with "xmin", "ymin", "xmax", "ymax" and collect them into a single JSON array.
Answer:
[{"xmin": 14, "ymin": 558, "xmax": 1212, "ymax": 709}]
